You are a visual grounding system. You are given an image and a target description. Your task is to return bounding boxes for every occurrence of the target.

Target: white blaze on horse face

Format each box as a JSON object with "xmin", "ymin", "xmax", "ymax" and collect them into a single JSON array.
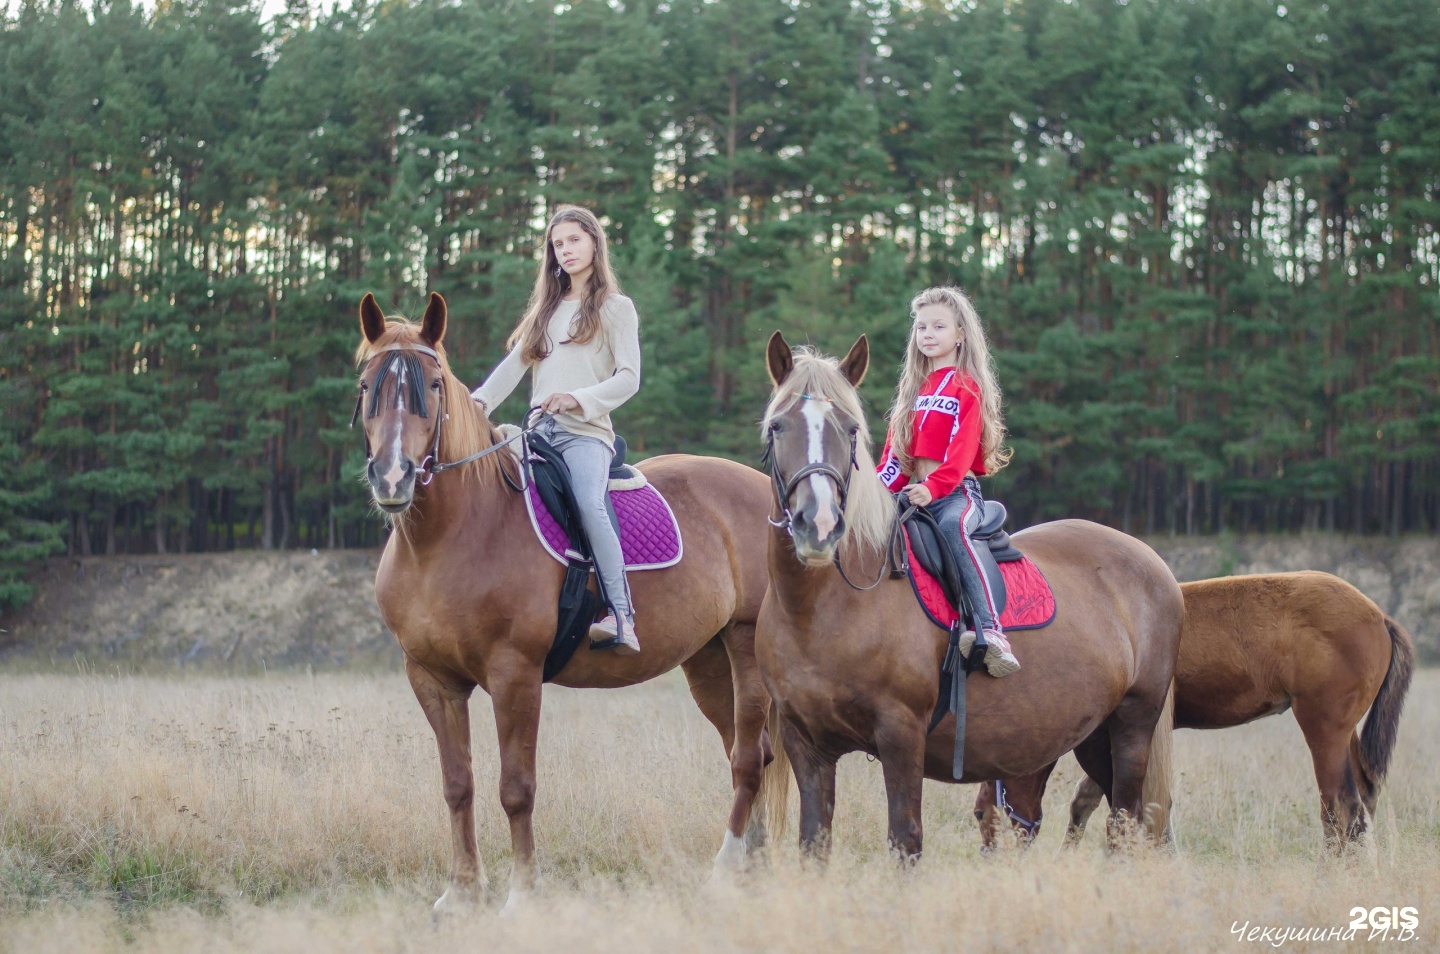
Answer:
[
  {"xmin": 802, "ymin": 399, "xmax": 839, "ymax": 541},
  {"xmin": 381, "ymin": 364, "xmax": 407, "ymax": 493}
]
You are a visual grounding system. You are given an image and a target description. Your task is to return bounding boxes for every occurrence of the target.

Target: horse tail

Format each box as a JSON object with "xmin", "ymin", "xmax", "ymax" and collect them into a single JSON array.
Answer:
[
  {"xmin": 1140, "ymin": 680, "xmax": 1176, "ymax": 847},
  {"xmin": 761, "ymin": 703, "xmax": 792, "ymax": 838},
  {"xmin": 1354, "ymin": 615, "xmax": 1415, "ymax": 811}
]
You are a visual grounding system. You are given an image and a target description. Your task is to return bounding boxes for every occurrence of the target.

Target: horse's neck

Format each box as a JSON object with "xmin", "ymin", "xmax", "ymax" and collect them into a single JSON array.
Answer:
[
  {"xmin": 394, "ymin": 469, "xmax": 520, "ymax": 554},
  {"xmin": 766, "ymin": 529, "xmax": 839, "ymax": 622}
]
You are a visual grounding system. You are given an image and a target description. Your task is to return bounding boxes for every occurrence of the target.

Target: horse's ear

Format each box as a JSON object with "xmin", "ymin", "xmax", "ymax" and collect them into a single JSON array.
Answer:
[
  {"xmin": 839, "ymin": 334, "xmax": 869, "ymax": 387},
  {"xmin": 766, "ymin": 331, "xmax": 794, "ymax": 387},
  {"xmin": 360, "ymin": 293, "xmax": 386, "ymax": 344},
  {"xmin": 420, "ymin": 292, "xmax": 447, "ymax": 346}
]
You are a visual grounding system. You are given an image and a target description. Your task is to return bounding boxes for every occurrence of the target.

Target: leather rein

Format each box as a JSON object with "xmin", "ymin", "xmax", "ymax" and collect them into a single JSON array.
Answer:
[{"xmin": 351, "ymin": 342, "xmax": 522, "ymax": 490}]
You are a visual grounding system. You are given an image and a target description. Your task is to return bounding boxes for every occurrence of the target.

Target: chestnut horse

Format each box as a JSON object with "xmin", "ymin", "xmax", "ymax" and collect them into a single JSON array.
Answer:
[
  {"xmin": 976, "ymin": 572, "xmax": 1415, "ymax": 852},
  {"xmin": 354, "ymin": 293, "xmax": 780, "ymax": 913},
  {"xmin": 757, "ymin": 333, "xmax": 1182, "ymax": 859}
]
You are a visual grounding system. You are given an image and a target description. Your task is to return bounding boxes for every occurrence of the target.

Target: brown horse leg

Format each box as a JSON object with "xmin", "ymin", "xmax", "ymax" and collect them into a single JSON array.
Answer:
[
  {"xmin": 406, "ymin": 656, "xmax": 485, "ymax": 912},
  {"xmin": 681, "ymin": 634, "xmax": 765, "ymax": 874},
  {"xmin": 489, "ymin": 666, "xmax": 544, "ymax": 915},
  {"xmin": 1065, "ymin": 774, "xmax": 1106, "ymax": 847},
  {"xmin": 721, "ymin": 624, "xmax": 771, "ymax": 854},
  {"xmin": 1102, "ymin": 699, "xmax": 1162, "ymax": 848},
  {"xmin": 785, "ymin": 721, "xmax": 837, "ymax": 861},
  {"xmin": 1294, "ymin": 699, "xmax": 1366, "ymax": 851},
  {"xmin": 875, "ymin": 717, "xmax": 927, "ymax": 861},
  {"xmin": 973, "ymin": 763, "xmax": 1054, "ymax": 853}
]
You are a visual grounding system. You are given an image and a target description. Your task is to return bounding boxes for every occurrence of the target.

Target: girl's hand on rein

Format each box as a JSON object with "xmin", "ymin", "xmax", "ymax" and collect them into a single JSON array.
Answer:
[
  {"xmin": 903, "ymin": 484, "xmax": 933, "ymax": 506},
  {"xmin": 539, "ymin": 392, "xmax": 581, "ymax": 414}
]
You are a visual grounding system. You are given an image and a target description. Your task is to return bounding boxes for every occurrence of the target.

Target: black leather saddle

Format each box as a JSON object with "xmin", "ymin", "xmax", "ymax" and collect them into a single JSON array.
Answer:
[{"xmin": 903, "ymin": 499, "xmax": 1021, "ymax": 623}]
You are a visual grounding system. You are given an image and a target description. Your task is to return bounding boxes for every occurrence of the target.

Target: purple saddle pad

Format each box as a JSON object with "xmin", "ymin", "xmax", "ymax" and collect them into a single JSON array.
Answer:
[{"xmin": 524, "ymin": 480, "xmax": 682, "ymax": 571}]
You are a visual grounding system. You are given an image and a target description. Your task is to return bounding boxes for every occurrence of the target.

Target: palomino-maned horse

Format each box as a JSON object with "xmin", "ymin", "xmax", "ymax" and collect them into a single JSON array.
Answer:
[
  {"xmin": 975, "ymin": 571, "xmax": 1415, "ymax": 852},
  {"xmin": 355, "ymin": 293, "xmax": 779, "ymax": 913},
  {"xmin": 757, "ymin": 333, "xmax": 1183, "ymax": 858}
]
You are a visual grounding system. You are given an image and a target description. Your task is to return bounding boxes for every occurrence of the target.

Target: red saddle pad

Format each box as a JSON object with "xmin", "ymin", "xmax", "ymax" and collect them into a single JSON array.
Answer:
[{"xmin": 904, "ymin": 534, "xmax": 1056, "ymax": 632}]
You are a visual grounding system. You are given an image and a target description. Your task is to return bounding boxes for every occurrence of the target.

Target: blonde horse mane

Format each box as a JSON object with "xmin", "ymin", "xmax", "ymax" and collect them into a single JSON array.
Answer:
[
  {"xmin": 354, "ymin": 318, "xmax": 512, "ymax": 489},
  {"xmin": 762, "ymin": 347, "xmax": 894, "ymax": 557}
]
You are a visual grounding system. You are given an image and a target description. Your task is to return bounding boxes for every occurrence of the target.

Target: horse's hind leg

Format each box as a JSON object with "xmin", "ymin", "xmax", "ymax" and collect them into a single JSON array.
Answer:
[
  {"xmin": 1103, "ymin": 697, "xmax": 1164, "ymax": 847},
  {"xmin": 721, "ymin": 624, "xmax": 771, "ymax": 852},
  {"xmin": 683, "ymin": 632, "xmax": 767, "ymax": 874},
  {"xmin": 406, "ymin": 657, "xmax": 486, "ymax": 912},
  {"xmin": 1294, "ymin": 698, "xmax": 1367, "ymax": 851},
  {"xmin": 1065, "ymin": 774, "xmax": 1106, "ymax": 847}
]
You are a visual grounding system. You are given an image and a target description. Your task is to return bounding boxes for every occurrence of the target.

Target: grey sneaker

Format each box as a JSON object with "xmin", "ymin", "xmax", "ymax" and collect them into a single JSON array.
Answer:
[{"xmin": 589, "ymin": 613, "xmax": 639, "ymax": 655}]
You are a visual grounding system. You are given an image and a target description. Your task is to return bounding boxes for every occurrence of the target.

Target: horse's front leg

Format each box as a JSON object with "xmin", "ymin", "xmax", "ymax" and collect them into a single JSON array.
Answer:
[
  {"xmin": 875, "ymin": 716, "xmax": 927, "ymax": 862},
  {"xmin": 784, "ymin": 720, "xmax": 837, "ymax": 861},
  {"xmin": 406, "ymin": 656, "xmax": 485, "ymax": 912},
  {"xmin": 490, "ymin": 662, "xmax": 544, "ymax": 916}
]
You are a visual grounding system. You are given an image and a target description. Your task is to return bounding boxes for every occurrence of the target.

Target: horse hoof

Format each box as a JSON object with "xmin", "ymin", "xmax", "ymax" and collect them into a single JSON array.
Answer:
[
  {"xmin": 432, "ymin": 883, "xmax": 481, "ymax": 917},
  {"xmin": 498, "ymin": 887, "xmax": 527, "ymax": 919}
]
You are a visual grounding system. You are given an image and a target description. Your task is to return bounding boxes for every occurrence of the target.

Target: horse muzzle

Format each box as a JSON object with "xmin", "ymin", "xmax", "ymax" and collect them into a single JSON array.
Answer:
[
  {"xmin": 789, "ymin": 507, "xmax": 845, "ymax": 567},
  {"xmin": 368, "ymin": 457, "xmax": 417, "ymax": 512}
]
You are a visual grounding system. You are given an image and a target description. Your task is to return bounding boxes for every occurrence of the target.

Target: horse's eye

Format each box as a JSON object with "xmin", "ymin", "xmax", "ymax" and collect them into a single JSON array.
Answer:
[
  {"xmin": 359, "ymin": 382, "xmax": 368, "ymax": 392},
  {"xmin": 431, "ymin": 380, "xmax": 442, "ymax": 391}
]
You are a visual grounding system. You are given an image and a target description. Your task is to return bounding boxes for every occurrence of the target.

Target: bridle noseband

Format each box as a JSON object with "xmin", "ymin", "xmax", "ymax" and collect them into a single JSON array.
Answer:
[
  {"xmin": 351, "ymin": 342, "xmax": 521, "ymax": 488},
  {"xmin": 761, "ymin": 396, "xmax": 859, "ymax": 532}
]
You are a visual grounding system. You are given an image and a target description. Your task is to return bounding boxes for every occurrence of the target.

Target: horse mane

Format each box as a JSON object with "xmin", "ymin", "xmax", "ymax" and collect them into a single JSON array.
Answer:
[
  {"xmin": 762, "ymin": 347, "xmax": 894, "ymax": 557},
  {"xmin": 353, "ymin": 318, "xmax": 515, "ymax": 489}
]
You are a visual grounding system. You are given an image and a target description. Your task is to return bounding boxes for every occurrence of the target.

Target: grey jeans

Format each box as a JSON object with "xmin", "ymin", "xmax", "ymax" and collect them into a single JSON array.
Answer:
[
  {"xmin": 534, "ymin": 417, "xmax": 633, "ymax": 619},
  {"xmin": 926, "ymin": 476, "xmax": 1002, "ymax": 633}
]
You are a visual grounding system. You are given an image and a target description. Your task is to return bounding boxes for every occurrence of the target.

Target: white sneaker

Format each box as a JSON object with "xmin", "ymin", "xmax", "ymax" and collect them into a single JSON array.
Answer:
[
  {"xmin": 981, "ymin": 629, "xmax": 1020, "ymax": 677},
  {"xmin": 589, "ymin": 614, "xmax": 640, "ymax": 655}
]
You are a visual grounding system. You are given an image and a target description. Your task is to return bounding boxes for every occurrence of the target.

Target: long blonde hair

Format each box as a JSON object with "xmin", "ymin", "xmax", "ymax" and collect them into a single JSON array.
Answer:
[
  {"xmin": 884, "ymin": 286, "xmax": 1011, "ymax": 475},
  {"xmin": 509, "ymin": 205, "xmax": 622, "ymax": 363}
]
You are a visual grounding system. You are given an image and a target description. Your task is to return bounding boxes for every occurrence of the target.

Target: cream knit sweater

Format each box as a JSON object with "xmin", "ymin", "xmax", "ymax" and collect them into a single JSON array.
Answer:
[{"xmin": 470, "ymin": 295, "xmax": 641, "ymax": 447}]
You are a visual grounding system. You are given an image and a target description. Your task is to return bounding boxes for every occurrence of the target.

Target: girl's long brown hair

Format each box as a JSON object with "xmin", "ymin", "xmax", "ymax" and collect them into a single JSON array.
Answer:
[
  {"xmin": 509, "ymin": 205, "xmax": 622, "ymax": 363},
  {"xmin": 884, "ymin": 286, "xmax": 1011, "ymax": 475}
]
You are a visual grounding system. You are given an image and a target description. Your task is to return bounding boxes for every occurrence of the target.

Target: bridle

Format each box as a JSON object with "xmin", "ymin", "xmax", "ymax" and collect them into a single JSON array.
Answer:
[
  {"xmin": 761, "ymin": 395, "xmax": 858, "ymax": 532},
  {"xmin": 762, "ymin": 395, "xmax": 899, "ymax": 590},
  {"xmin": 351, "ymin": 342, "xmax": 522, "ymax": 489}
]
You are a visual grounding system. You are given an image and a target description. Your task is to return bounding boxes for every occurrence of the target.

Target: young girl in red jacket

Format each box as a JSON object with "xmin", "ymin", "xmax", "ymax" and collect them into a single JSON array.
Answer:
[{"xmin": 877, "ymin": 286, "xmax": 1018, "ymax": 676}]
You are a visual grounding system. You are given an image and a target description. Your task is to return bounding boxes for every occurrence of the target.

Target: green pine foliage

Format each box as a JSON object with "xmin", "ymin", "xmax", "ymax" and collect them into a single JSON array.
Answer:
[{"xmin": 1, "ymin": 0, "xmax": 1437, "ymax": 605}]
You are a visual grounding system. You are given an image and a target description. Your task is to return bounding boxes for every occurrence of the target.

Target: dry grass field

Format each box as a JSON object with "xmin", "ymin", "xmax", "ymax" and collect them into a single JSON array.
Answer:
[{"xmin": 1, "ymin": 668, "xmax": 1437, "ymax": 952}]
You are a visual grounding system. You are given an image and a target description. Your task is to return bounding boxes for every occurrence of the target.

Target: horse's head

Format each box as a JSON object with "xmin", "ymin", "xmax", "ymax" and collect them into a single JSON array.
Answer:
[
  {"xmin": 763, "ymin": 331, "xmax": 875, "ymax": 566},
  {"xmin": 355, "ymin": 292, "xmax": 449, "ymax": 513}
]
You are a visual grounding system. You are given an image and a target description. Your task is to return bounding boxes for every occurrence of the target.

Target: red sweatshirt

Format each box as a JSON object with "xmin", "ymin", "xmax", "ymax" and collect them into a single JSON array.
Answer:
[{"xmin": 877, "ymin": 367, "xmax": 987, "ymax": 500}]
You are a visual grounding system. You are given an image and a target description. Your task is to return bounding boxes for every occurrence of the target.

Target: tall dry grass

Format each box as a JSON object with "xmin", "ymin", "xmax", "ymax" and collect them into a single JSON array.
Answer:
[{"xmin": 2, "ymin": 670, "xmax": 1437, "ymax": 952}]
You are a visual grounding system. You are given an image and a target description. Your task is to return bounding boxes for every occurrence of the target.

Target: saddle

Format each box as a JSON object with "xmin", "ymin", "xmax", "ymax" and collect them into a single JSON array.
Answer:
[
  {"xmin": 896, "ymin": 495, "xmax": 1023, "ymax": 784},
  {"xmin": 523, "ymin": 430, "xmax": 635, "ymax": 678},
  {"xmin": 903, "ymin": 499, "xmax": 1023, "ymax": 622}
]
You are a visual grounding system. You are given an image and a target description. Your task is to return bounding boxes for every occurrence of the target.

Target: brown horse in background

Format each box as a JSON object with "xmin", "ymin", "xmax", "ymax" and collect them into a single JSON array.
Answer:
[
  {"xmin": 757, "ymin": 334, "xmax": 1182, "ymax": 859},
  {"xmin": 976, "ymin": 572, "xmax": 1415, "ymax": 853},
  {"xmin": 354, "ymin": 293, "xmax": 780, "ymax": 914}
]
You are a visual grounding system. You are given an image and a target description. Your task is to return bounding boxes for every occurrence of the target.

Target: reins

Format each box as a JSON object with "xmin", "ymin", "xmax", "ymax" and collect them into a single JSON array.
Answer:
[{"xmin": 352, "ymin": 341, "xmax": 523, "ymax": 491}]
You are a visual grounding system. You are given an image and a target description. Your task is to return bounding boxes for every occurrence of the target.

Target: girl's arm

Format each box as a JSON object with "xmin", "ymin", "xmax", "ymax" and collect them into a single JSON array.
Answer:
[
  {"xmin": 876, "ymin": 429, "xmax": 907, "ymax": 490},
  {"xmin": 568, "ymin": 297, "xmax": 641, "ymax": 422},
  {"xmin": 470, "ymin": 345, "xmax": 527, "ymax": 413},
  {"xmin": 919, "ymin": 389, "xmax": 982, "ymax": 501}
]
